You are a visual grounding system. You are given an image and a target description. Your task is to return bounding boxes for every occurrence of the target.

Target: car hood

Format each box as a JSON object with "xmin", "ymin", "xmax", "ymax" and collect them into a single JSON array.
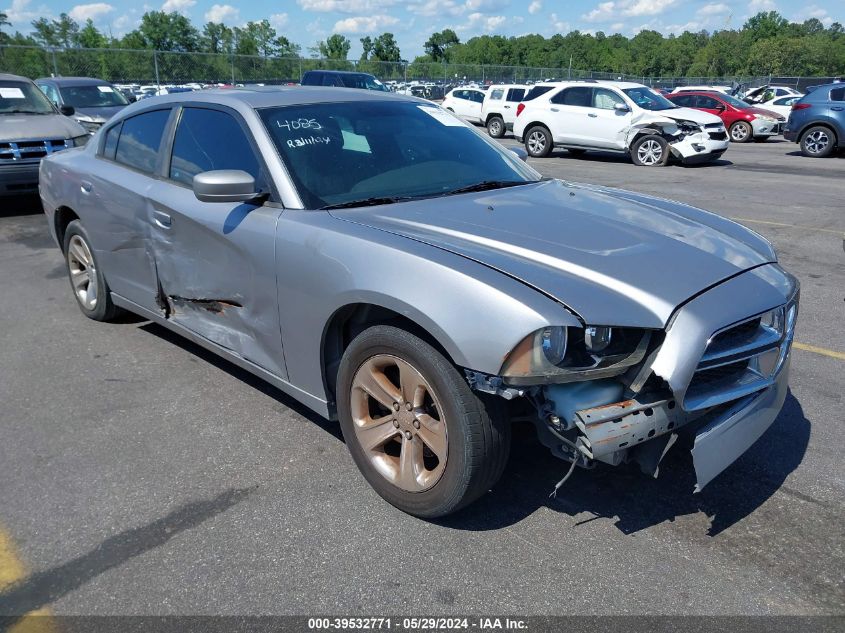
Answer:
[
  {"xmin": 654, "ymin": 107, "xmax": 723, "ymax": 126},
  {"xmin": 331, "ymin": 180, "xmax": 774, "ymax": 329},
  {"xmin": 0, "ymin": 113, "xmax": 87, "ymax": 141},
  {"xmin": 746, "ymin": 106, "xmax": 783, "ymax": 119},
  {"xmin": 74, "ymin": 105, "xmax": 125, "ymax": 121}
]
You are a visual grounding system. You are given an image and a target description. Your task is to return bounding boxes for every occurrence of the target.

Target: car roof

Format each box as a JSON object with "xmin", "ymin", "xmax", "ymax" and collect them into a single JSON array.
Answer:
[
  {"xmin": 0, "ymin": 73, "xmax": 34, "ymax": 83},
  {"xmin": 303, "ymin": 70, "xmax": 372, "ymax": 77},
  {"xmin": 35, "ymin": 76, "xmax": 112, "ymax": 86},
  {"xmin": 668, "ymin": 91, "xmax": 725, "ymax": 97},
  {"xmin": 116, "ymin": 85, "xmax": 418, "ymax": 112}
]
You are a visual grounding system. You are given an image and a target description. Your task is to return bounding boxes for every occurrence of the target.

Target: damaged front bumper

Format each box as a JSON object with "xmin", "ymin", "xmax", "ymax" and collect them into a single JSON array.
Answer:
[{"xmin": 668, "ymin": 131, "xmax": 729, "ymax": 164}]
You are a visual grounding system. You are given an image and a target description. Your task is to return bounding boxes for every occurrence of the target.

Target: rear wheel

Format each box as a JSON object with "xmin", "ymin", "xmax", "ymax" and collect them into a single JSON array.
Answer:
[
  {"xmin": 337, "ymin": 326, "xmax": 510, "ymax": 518},
  {"xmin": 63, "ymin": 220, "xmax": 122, "ymax": 321},
  {"xmin": 487, "ymin": 115, "xmax": 505, "ymax": 138},
  {"xmin": 729, "ymin": 121, "xmax": 752, "ymax": 143},
  {"xmin": 525, "ymin": 125, "xmax": 552, "ymax": 157},
  {"xmin": 631, "ymin": 135, "xmax": 669, "ymax": 167},
  {"xmin": 800, "ymin": 126, "xmax": 835, "ymax": 157}
]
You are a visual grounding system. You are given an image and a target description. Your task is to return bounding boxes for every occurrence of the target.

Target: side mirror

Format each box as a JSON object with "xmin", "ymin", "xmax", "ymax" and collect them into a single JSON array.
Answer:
[
  {"xmin": 59, "ymin": 105, "xmax": 75, "ymax": 116},
  {"xmin": 509, "ymin": 147, "xmax": 528, "ymax": 162},
  {"xmin": 193, "ymin": 170, "xmax": 259, "ymax": 203},
  {"xmin": 714, "ymin": 104, "xmax": 726, "ymax": 111},
  {"xmin": 614, "ymin": 102, "xmax": 630, "ymax": 113}
]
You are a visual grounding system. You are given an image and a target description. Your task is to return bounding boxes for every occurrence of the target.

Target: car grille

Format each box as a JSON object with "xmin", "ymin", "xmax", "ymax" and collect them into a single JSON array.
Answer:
[
  {"xmin": 0, "ymin": 139, "xmax": 70, "ymax": 163},
  {"xmin": 684, "ymin": 301, "xmax": 797, "ymax": 411},
  {"xmin": 708, "ymin": 131, "xmax": 727, "ymax": 140}
]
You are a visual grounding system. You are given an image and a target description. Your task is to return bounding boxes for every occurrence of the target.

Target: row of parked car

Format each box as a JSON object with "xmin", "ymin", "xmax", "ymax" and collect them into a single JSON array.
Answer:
[{"xmin": 441, "ymin": 79, "xmax": 844, "ymax": 165}]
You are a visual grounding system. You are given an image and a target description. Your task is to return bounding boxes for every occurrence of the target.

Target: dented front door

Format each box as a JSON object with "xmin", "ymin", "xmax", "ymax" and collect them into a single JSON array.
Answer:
[{"xmin": 146, "ymin": 182, "xmax": 286, "ymax": 379}]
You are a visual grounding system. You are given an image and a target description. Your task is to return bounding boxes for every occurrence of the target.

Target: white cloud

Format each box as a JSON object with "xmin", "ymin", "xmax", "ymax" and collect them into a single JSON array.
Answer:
[
  {"xmin": 68, "ymin": 3, "xmax": 114, "ymax": 21},
  {"xmin": 161, "ymin": 0, "xmax": 195, "ymax": 14},
  {"xmin": 583, "ymin": 0, "xmax": 677, "ymax": 22},
  {"xmin": 2, "ymin": 0, "xmax": 41, "ymax": 23},
  {"xmin": 550, "ymin": 12, "xmax": 569, "ymax": 32},
  {"xmin": 664, "ymin": 20, "xmax": 702, "ymax": 32},
  {"xmin": 204, "ymin": 3, "xmax": 239, "ymax": 23},
  {"xmin": 407, "ymin": 0, "xmax": 466, "ymax": 17},
  {"xmin": 528, "ymin": 0, "xmax": 541, "ymax": 14},
  {"xmin": 333, "ymin": 14, "xmax": 399, "ymax": 33},
  {"xmin": 794, "ymin": 4, "xmax": 833, "ymax": 25},
  {"xmin": 269, "ymin": 12, "xmax": 289, "ymax": 29},
  {"xmin": 298, "ymin": 0, "xmax": 396, "ymax": 12},
  {"xmin": 697, "ymin": 2, "xmax": 729, "ymax": 16},
  {"xmin": 462, "ymin": 11, "xmax": 506, "ymax": 31},
  {"xmin": 465, "ymin": 0, "xmax": 509, "ymax": 12},
  {"xmin": 610, "ymin": 21, "xmax": 624, "ymax": 30},
  {"xmin": 747, "ymin": 0, "xmax": 776, "ymax": 11}
]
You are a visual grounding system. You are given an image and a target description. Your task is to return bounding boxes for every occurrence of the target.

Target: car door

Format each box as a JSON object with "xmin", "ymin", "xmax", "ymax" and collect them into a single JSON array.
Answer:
[
  {"xmin": 464, "ymin": 90, "xmax": 484, "ymax": 122},
  {"xmin": 145, "ymin": 105, "xmax": 287, "ymax": 377},
  {"xmin": 695, "ymin": 95, "xmax": 727, "ymax": 122},
  {"xmin": 548, "ymin": 86, "xmax": 593, "ymax": 145},
  {"xmin": 579, "ymin": 87, "xmax": 632, "ymax": 149},
  {"xmin": 82, "ymin": 108, "xmax": 173, "ymax": 313}
]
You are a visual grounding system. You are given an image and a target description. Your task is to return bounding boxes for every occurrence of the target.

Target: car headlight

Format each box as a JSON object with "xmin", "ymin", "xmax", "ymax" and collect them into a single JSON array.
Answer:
[
  {"xmin": 79, "ymin": 120, "xmax": 102, "ymax": 133},
  {"xmin": 500, "ymin": 326, "xmax": 652, "ymax": 384},
  {"xmin": 70, "ymin": 135, "xmax": 90, "ymax": 147}
]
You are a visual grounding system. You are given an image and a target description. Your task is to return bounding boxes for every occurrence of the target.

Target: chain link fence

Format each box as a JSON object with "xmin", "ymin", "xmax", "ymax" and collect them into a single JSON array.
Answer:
[{"xmin": 2, "ymin": 44, "xmax": 839, "ymax": 91}]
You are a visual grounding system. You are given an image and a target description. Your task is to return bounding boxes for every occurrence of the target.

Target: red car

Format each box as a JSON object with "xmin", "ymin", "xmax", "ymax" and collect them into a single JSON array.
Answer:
[{"xmin": 667, "ymin": 91, "xmax": 785, "ymax": 143}]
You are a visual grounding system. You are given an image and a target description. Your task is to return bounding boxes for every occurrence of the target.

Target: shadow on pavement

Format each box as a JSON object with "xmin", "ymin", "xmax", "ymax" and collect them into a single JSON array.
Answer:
[
  {"xmin": 0, "ymin": 194, "xmax": 43, "ymax": 218},
  {"xmin": 0, "ymin": 487, "xmax": 254, "ymax": 618}
]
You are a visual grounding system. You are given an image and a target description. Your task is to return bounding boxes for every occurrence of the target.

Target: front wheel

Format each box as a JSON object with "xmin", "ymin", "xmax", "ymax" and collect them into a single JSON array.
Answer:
[
  {"xmin": 337, "ymin": 326, "xmax": 510, "ymax": 518},
  {"xmin": 631, "ymin": 134, "xmax": 669, "ymax": 167},
  {"xmin": 487, "ymin": 115, "xmax": 505, "ymax": 138},
  {"xmin": 524, "ymin": 125, "xmax": 552, "ymax": 157},
  {"xmin": 729, "ymin": 121, "xmax": 753, "ymax": 143},
  {"xmin": 800, "ymin": 126, "xmax": 835, "ymax": 157}
]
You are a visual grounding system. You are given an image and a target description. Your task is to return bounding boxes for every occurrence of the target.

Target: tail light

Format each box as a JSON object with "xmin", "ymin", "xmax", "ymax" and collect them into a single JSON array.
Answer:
[
  {"xmin": 791, "ymin": 103, "xmax": 811, "ymax": 111},
  {"xmin": 516, "ymin": 103, "xmax": 525, "ymax": 117}
]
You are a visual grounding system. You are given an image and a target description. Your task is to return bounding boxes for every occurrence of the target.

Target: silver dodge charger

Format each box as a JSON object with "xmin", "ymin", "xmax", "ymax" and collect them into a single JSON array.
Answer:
[{"xmin": 39, "ymin": 87, "xmax": 799, "ymax": 518}]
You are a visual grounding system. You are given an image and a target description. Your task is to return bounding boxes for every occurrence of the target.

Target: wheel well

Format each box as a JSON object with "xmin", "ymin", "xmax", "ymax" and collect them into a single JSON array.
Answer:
[
  {"xmin": 485, "ymin": 113, "xmax": 503, "ymax": 125},
  {"xmin": 524, "ymin": 122, "xmax": 550, "ymax": 134},
  {"xmin": 54, "ymin": 206, "xmax": 79, "ymax": 252},
  {"xmin": 321, "ymin": 303, "xmax": 455, "ymax": 405},
  {"xmin": 799, "ymin": 122, "xmax": 839, "ymax": 145}
]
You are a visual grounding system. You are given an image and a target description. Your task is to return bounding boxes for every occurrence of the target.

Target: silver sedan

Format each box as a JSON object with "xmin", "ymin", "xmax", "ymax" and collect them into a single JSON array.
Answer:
[{"xmin": 39, "ymin": 87, "xmax": 798, "ymax": 518}]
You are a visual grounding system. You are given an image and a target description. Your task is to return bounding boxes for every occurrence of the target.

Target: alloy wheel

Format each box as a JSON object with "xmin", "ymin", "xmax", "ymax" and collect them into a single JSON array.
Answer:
[
  {"xmin": 731, "ymin": 123, "xmax": 750, "ymax": 142},
  {"xmin": 804, "ymin": 130, "xmax": 829, "ymax": 154},
  {"xmin": 527, "ymin": 131, "xmax": 546, "ymax": 154},
  {"xmin": 637, "ymin": 139, "xmax": 663, "ymax": 165},
  {"xmin": 67, "ymin": 234, "xmax": 98, "ymax": 310},
  {"xmin": 350, "ymin": 354, "xmax": 447, "ymax": 492}
]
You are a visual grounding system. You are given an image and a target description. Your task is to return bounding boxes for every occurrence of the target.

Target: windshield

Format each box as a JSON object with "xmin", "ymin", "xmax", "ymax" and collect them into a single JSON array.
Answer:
[
  {"xmin": 59, "ymin": 84, "xmax": 129, "ymax": 108},
  {"xmin": 622, "ymin": 87, "xmax": 678, "ymax": 111},
  {"xmin": 715, "ymin": 93, "xmax": 752, "ymax": 109},
  {"xmin": 260, "ymin": 100, "xmax": 538, "ymax": 208},
  {"xmin": 0, "ymin": 80, "xmax": 55, "ymax": 114},
  {"xmin": 341, "ymin": 74, "xmax": 390, "ymax": 92}
]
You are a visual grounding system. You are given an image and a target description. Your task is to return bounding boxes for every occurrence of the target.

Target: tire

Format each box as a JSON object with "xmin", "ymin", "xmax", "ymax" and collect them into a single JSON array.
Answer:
[
  {"xmin": 630, "ymin": 134, "xmax": 669, "ymax": 167},
  {"xmin": 63, "ymin": 220, "xmax": 122, "ymax": 321},
  {"xmin": 729, "ymin": 121, "xmax": 753, "ymax": 143},
  {"xmin": 524, "ymin": 125, "xmax": 552, "ymax": 157},
  {"xmin": 567, "ymin": 148, "xmax": 587, "ymax": 156},
  {"xmin": 486, "ymin": 115, "xmax": 505, "ymax": 138},
  {"xmin": 336, "ymin": 325, "xmax": 511, "ymax": 518},
  {"xmin": 800, "ymin": 126, "xmax": 835, "ymax": 158}
]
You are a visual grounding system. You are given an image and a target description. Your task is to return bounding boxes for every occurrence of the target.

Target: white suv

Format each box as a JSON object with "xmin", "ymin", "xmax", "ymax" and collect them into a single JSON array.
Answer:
[
  {"xmin": 441, "ymin": 88, "xmax": 486, "ymax": 124},
  {"xmin": 513, "ymin": 81, "xmax": 729, "ymax": 166},
  {"xmin": 481, "ymin": 84, "xmax": 527, "ymax": 137}
]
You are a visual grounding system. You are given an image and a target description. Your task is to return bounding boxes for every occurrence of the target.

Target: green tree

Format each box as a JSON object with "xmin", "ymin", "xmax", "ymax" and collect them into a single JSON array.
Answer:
[
  {"xmin": 274, "ymin": 35, "xmax": 300, "ymax": 58},
  {"xmin": 372, "ymin": 32, "xmax": 400, "ymax": 62},
  {"xmin": 360, "ymin": 36, "xmax": 373, "ymax": 60},
  {"xmin": 202, "ymin": 22, "xmax": 233, "ymax": 54},
  {"xmin": 0, "ymin": 11, "xmax": 11, "ymax": 44},
  {"xmin": 318, "ymin": 34, "xmax": 351, "ymax": 60},
  {"xmin": 130, "ymin": 11, "xmax": 199, "ymax": 52},
  {"xmin": 77, "ymin": 19, "xmax": 106, "ymax": 48},
  {"xmin": 424, "ymin": 29, "xmax": 460, "ymax": 62}
]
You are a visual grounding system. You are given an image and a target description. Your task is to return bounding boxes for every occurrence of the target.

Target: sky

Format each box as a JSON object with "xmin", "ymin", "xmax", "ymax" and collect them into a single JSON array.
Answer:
[{"xmin": 2, "ymin": 0, "xmax": 843, "ymax": 58}]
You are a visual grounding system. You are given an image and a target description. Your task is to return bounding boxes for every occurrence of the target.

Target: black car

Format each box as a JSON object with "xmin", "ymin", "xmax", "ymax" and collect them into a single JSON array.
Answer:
[{"xmin": 300, "ymin": 70, "xmax": 389, "ymax": 92}]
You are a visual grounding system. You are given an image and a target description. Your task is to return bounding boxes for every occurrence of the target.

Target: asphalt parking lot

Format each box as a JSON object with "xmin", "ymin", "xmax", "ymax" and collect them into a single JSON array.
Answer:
[{"xmin": 0, "ymin": 138, "xmax": 843, "ymax": 618}]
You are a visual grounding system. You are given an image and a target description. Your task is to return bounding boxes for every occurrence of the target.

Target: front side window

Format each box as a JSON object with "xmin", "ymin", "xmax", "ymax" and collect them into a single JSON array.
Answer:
[
  {"xmin": 0, "ymin": 80, "xmax": 55, "ymax": 114},
  {"xmin": 260, "ymin": 101, "xmax": 537, "ymax": 209},
  {"xmin": 622, "ymin": 87, "xmax": 678, "ymax": 111},
  {"xmin": 59, "ymin": 84, "xmax": 129, "ymax": 108},
  {"xmin": 169, "ymin": 108, "xmax": 261, "ymax": 187},
  {"xmin": 696, "ymin": 96, "xmax": 721, "ymax": 109},
  {"xmin": 593, "ymin": 88, "xmax": 625, "ymax": 110},
  {"xmin": 114, "ymin": 109, "xmax": 170, "ymax": 174}
]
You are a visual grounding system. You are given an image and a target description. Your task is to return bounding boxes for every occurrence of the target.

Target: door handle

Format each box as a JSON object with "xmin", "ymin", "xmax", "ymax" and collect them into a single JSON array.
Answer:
[
  {"xmin": 504, "ymin": 105, "xmax": 511, "ymax": 109},
  {"xmin": 588, "ymin": 113, "xmax": 598, "ymax": 118},
  {"xmin": 152, "ymin": 210, "xmax": 172, "ymax": 229},
  {"xmin": 550, "ymin": 107, "xmax": 559, "ymax": 112},
  {"xmin": 833, "ymin": 106, "xmax": 844, "ymax": 111},
  {"xmin": 80, "ymin": 181, "xmax": 92, "ymax": 194}
]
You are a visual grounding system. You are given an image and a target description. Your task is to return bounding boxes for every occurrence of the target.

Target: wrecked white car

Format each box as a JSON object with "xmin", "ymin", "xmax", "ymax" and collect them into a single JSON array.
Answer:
[
  {"xmin": 514, "ymin": 81, "xmax": 729, "ymax": 166},
  {"xmin": 40, "ymin": 87, "xmax": 795, "ymax": 519}
]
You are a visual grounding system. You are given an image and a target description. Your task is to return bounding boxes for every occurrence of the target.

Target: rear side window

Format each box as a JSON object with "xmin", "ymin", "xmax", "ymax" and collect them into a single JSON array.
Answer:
[
  {"xmin": 506, "ymin": 88, "xmax": 525, "ymax": 101},
  {"xmin": 114, "ymin": 109, "xmax": 170, "ymax": 174},
  {"xmin": 672, "ymin": 95, "xmax": 694, "ymax": 107},
  {"xmin": 301, "ymin": 72, "xmax": 320, "ymax": 86},
  {"xmin": 831, "ymin": 87, "xmax": 845, "ymax": 102},
  {"xmin": 490, "ymin": 89, "xmax": 504, "ymax": 100},
  {"xmin": 523, "ymin": 85, "xmax": 553, "ymax": 101},
  {"xmin": 551, "ymin": 87, "xmax": 592, "ymax": 107},
  {"xmin": 696, "ymin": 96, "xmax": 721, "ymax": 109},
  {"xmin": 102, "ymin": 122, "xmax": 121, "ymax": 159},
  {"xmin": 469, "ymin": 91, "xmax": 484, "ymax": 103},
  {"xmin": 169, "ymin": 108, "xmax": 261, "ymax": 187}
]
